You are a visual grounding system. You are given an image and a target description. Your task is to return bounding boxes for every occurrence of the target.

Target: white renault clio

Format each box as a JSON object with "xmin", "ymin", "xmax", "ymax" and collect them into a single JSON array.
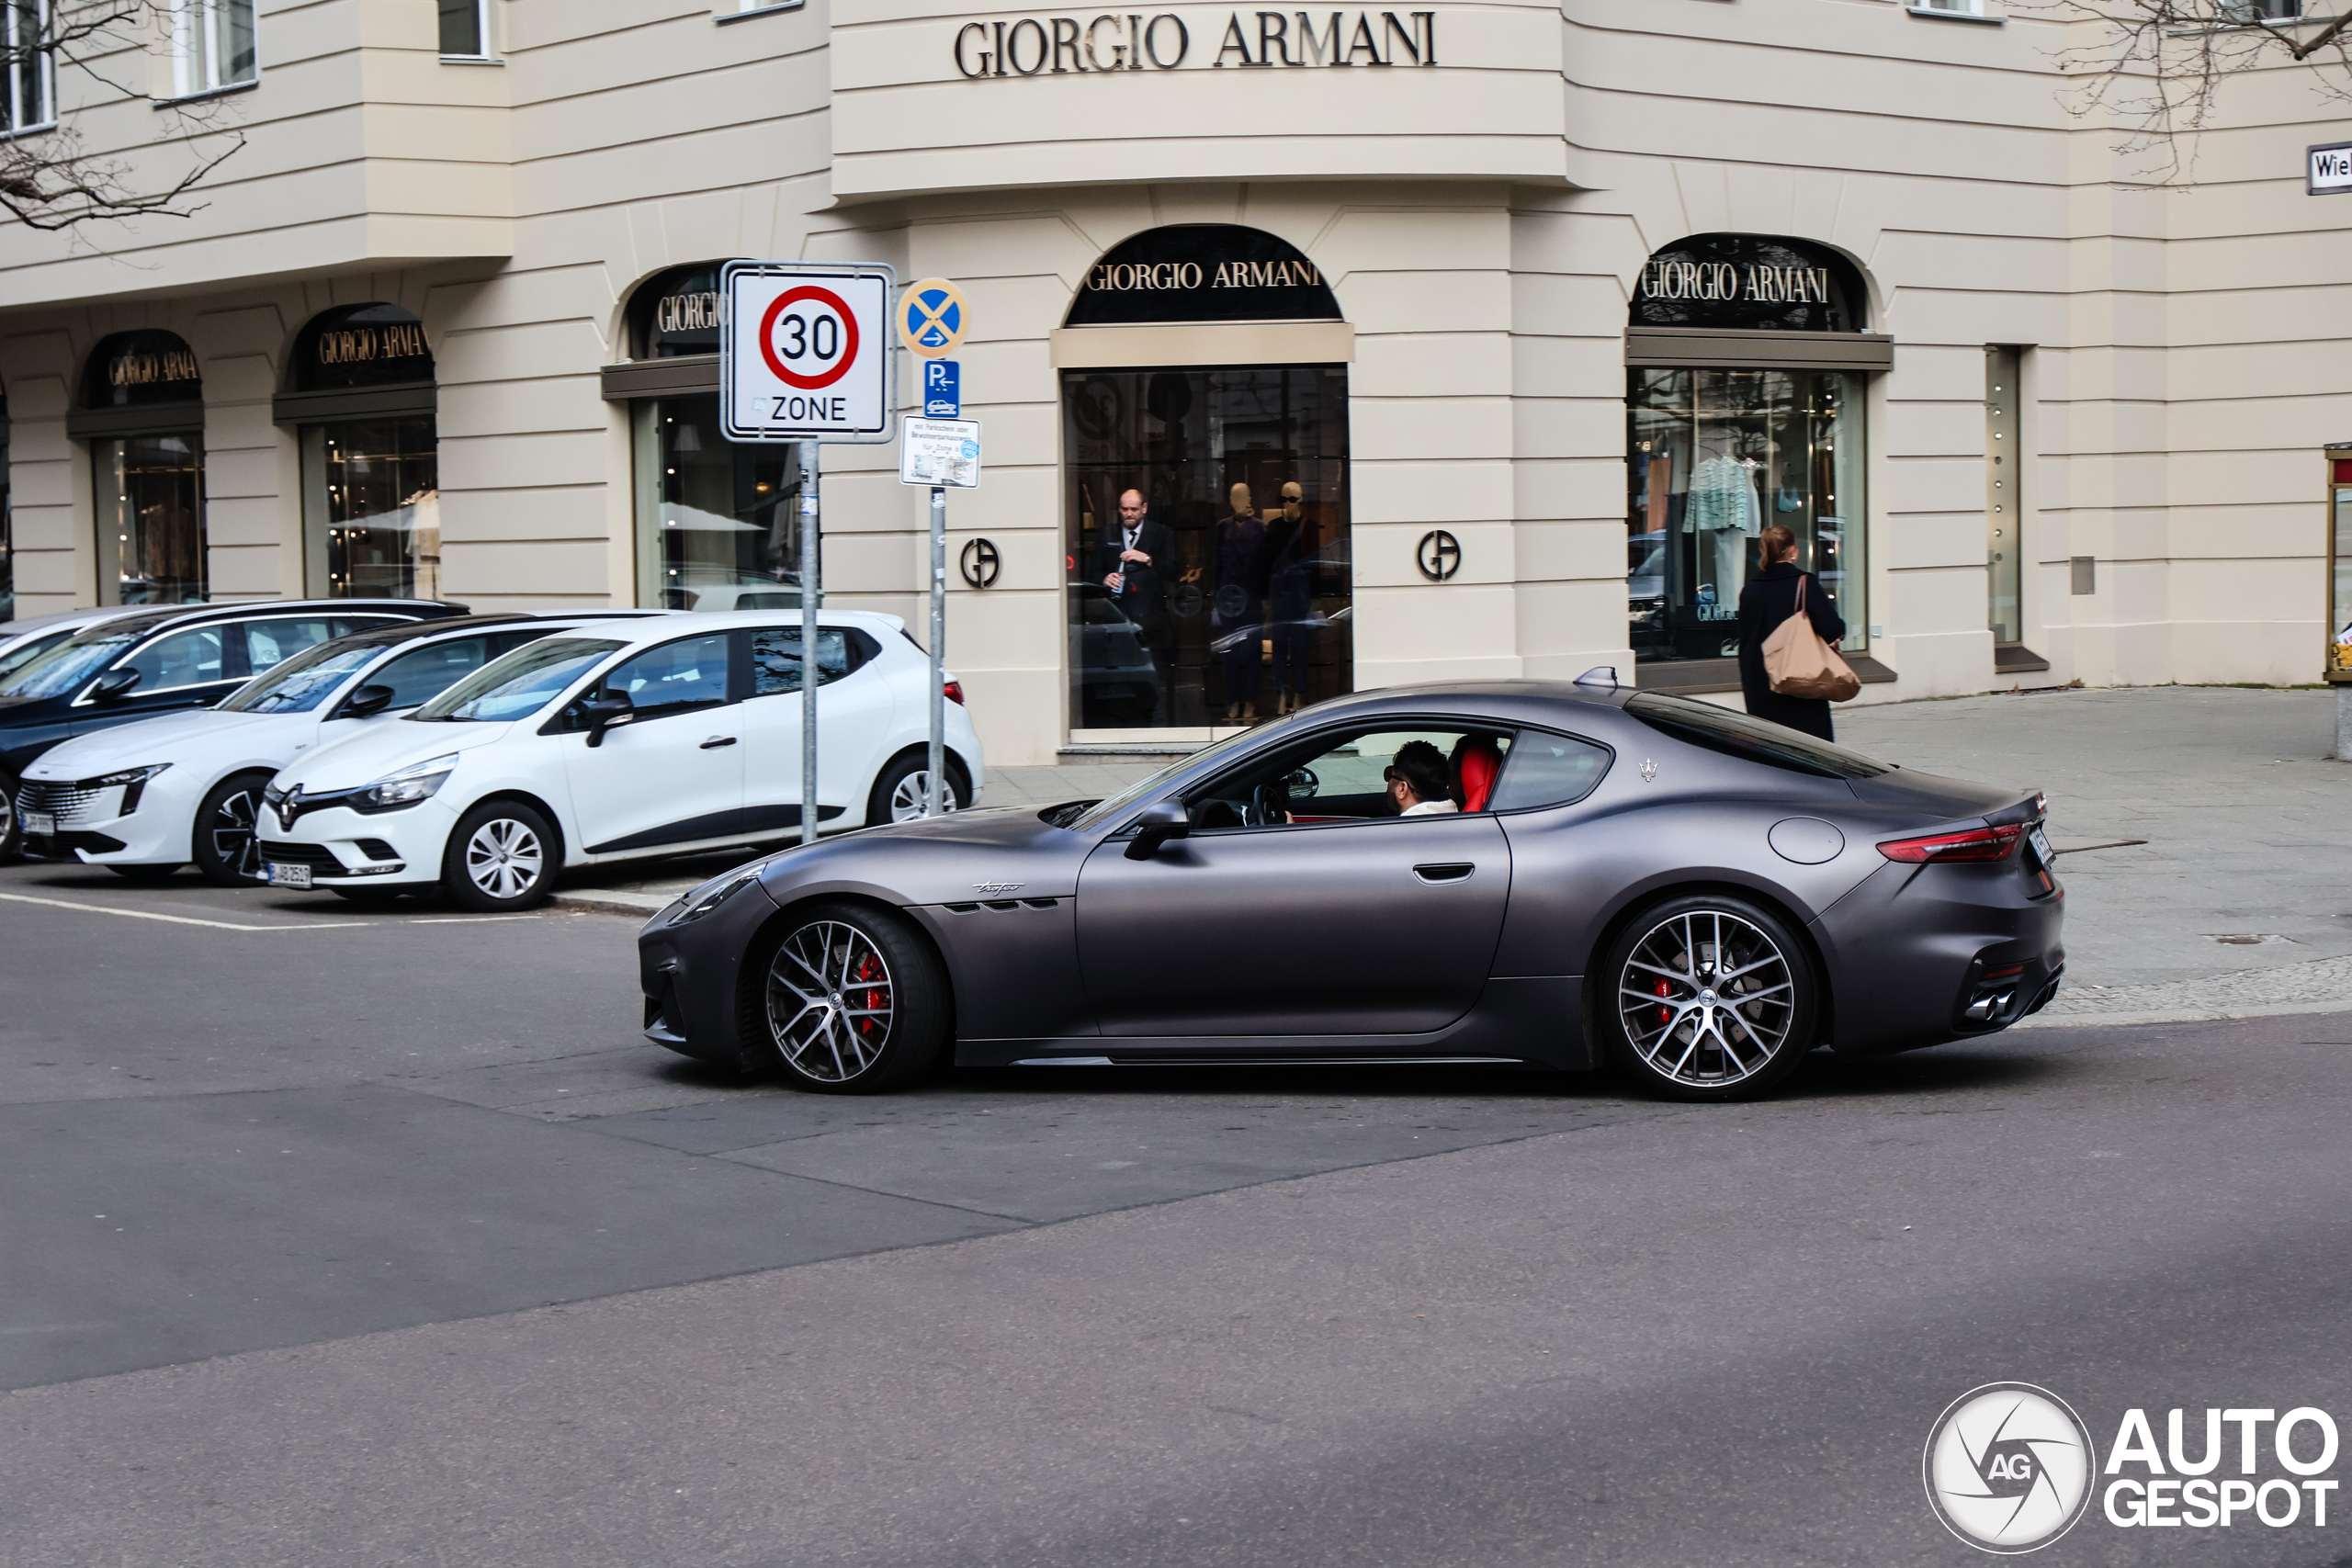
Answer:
[
  {"xmin": 16, "ymin": 613, "xmax": 662, "ymax": 886},
  {"xmin": 256, "ymin": 610, "xmax": 983, "ymax": 910}
]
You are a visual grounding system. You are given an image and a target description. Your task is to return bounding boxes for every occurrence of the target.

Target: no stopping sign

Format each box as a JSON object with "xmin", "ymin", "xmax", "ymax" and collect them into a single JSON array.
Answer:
[{"xmin": 722, "ymin": 262, "xmax": 894, "ymax": 442}]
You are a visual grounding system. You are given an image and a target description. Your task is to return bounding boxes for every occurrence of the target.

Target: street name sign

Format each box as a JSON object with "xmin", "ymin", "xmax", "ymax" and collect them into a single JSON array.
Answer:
[
  {"xmin": 2311, "ymin": 141, "xmax": 2352, "ymax": 196},
  {"xmin": 899, "ymin": 416, "xmax": 981, "ymax": 488},
  {"xmin": 721, "ymin": 262, "xmax": 894, "ymax": 443}
]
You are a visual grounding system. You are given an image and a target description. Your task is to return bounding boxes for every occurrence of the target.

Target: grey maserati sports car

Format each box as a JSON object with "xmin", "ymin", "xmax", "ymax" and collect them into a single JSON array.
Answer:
[{"xmin": 638, "ymin": 676, "xmax": 2064, "ymax": 1100}]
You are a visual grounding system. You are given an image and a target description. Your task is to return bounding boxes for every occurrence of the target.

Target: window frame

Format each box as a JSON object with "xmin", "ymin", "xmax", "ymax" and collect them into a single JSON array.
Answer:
[
  {"xmin": 165, "ymin": 0, "xmax": 258, "ymax": 101},
  {"xmin": 4, "ymin": 0, "xmax": 57, "ymax": 138},
  {"xmin": 589, "ymin": 631, "xmax": 739, "ymax": 725},
  {"xmin": 1175, "ymin": 717, "xmax": 1532, "ymax": 837}
]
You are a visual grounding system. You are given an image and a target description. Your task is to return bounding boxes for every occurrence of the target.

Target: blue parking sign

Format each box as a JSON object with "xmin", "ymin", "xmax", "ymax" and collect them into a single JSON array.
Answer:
[{"xmin": 924, "ymin": 359, "xmax": 960, "ymax": 418}]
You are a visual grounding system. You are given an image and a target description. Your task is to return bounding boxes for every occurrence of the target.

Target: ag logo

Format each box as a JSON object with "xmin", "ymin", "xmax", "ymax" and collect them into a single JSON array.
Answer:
[{"xmin": 1924, "ymin": 1383, "xmax": 2098, "ymax": 1553}]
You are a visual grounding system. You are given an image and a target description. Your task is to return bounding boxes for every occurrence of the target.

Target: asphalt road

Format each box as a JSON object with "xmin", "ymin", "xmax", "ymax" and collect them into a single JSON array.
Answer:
[{"xmin": 2, "ymin": 857, "xmax": 2346, "ymax": 1567}]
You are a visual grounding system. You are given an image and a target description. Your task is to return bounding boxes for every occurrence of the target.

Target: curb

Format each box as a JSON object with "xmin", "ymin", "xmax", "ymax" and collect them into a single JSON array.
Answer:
[{"xmin": 551, "ymin": 890, "xmax": 673, "ymax": 919}]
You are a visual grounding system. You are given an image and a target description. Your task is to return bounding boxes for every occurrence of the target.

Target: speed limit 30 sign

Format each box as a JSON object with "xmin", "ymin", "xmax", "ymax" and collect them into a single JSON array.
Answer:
[{"xmin": 721, "ymin": 262, "xmax": 895, "ymax": 443}]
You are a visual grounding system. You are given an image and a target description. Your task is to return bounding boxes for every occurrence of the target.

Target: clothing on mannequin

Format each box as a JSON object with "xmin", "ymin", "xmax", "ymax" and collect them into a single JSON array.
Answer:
[
  {"xmin": 1258, "ymin": 480, "xmax": 1313, "ymax": 714},
  {"xmin": 1685, "ymin": 443, "xmax": 1761, "ymax": 607},
  {"xmin": 1214, "ymin": 482, "xmax": 1266, "ymax": 719}
]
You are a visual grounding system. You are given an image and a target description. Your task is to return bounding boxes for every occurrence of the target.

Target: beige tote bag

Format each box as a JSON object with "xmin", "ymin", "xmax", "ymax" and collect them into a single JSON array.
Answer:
[{"xmin": 1762, "ymin": 574, "xmax": 1861, "ymax": 702}]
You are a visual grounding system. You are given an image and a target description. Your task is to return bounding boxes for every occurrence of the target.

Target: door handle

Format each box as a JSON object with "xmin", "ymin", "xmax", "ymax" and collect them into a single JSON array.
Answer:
[
  {"xmin": 699, "ymin": 736, "xmax": 738, "ymax": 750},
  {"xmin": 1414, "ymin": 863, "xmax": 1475, "ymax": 884}
]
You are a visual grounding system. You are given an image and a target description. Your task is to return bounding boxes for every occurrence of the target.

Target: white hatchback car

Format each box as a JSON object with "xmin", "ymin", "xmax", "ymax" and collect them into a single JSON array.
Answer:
[
  {"xmin": 256, "ymin": 610, "xmax": 984, "ymax": 910},
  {"xmin": 16, "ymin": 613, "xmax": 660, "ymax": 886}
]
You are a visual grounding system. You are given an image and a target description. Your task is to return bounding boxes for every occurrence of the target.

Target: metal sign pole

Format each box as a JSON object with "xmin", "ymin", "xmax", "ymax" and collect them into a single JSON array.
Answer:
[
  {"xmin": 927, "ymin": 483, "xmax": 947, "ymax": 816},
  {"xmin": 799, "ymin": 438, "xmax": 821, "ymax": 846}
]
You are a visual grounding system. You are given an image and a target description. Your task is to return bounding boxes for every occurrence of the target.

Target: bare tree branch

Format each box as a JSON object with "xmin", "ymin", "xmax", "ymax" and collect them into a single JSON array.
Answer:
[
  {"xmin": 2023, "ymin": 0, "xmax": 2352, "ymax": 183},
  {"xmin": 0, "ymin": 0, "xmax": 246, "ymax": 231}
]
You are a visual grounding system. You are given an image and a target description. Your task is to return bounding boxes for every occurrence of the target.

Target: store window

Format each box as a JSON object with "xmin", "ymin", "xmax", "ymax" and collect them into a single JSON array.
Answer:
[
  {"xmin": 1, "ymin": 398, "xmax": 12, "ymax": 624},
  {"xmin": 1626, "ymin": 235, "xmax": 1877, "ymax": 674},
  {"xmin": 1063, "ymin": 226, "xmax": 1351, "ymax": 733},
  {"xmin": 2328, "ymin": 455, "xmax": 2352, "ymax": 680},
  {"xmin": 623, "ymin": 264, "xmax": 807, "ymax": 611},
  {"xmin": 82, "ymin": 330, "xmax": 206, "ymax": 605},
  {"xmin": 287, "ymin": 305, "xmax": 438, "ymax": 599}
]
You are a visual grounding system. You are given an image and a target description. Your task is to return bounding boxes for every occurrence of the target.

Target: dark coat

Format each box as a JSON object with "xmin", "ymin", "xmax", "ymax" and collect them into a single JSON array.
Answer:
[
  {"xmin": 1736, "ymin": 560, "xmax": 1849, "ymax": 741},
  {"xmin": 1093, "ymin": 516, "xmax": 1177, "ymax": 646}
]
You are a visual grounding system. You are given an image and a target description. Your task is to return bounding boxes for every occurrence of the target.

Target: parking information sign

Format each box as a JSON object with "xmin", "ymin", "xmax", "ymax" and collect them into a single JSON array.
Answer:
[
  {"xmin": 720, "ymin": 262, "xmax": 894, "ymax": 443},
  {"xmin": 899, "ymin": 416, "xmax": 981, "ymax": 489}
]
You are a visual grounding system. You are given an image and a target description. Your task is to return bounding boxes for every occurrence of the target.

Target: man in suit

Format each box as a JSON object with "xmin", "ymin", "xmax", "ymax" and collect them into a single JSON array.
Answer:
[{"xmin": 1095, "ymin": 488, "xmax": 1176, "ymax": 723}]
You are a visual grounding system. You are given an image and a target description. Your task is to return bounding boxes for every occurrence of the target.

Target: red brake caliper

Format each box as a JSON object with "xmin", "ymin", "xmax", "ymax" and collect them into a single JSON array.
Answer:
[
  {"xmin": 1656, "ymin": 979, "xmax": 1673, "ymax": 1029},
  {"xmin": 854, "ymin": 953, "xmax": 884, "ymax": 1039}
]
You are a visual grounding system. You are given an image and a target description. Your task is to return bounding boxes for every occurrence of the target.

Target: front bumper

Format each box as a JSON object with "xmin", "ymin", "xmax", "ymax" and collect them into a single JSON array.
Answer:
[
  {"xmin": 254, "ymin": 798, "xmax": 459, "ymax": 887},
  {"xmin": 15, "ymin": 773, "xmax": 201, "ymax": 865},
  {"xmin": 637, "ymin": 878, "xmax": 784, "ymax": 1068}
]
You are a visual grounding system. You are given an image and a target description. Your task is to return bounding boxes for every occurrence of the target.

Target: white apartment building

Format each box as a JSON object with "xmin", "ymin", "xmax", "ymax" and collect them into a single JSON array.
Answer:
[{"xmin": 2, "ymin": 0, "xmax": 2347, "ymax": 765}]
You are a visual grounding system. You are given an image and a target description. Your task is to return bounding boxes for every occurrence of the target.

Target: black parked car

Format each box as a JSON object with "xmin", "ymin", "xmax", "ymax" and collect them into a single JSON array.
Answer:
[
  {"xmin": 0, "ymin": 599, "xmax": 467, "ymax": 857},
  {"xmin": 639, "ymin": 674, "xmax": 2066, "ymax": 1101}
]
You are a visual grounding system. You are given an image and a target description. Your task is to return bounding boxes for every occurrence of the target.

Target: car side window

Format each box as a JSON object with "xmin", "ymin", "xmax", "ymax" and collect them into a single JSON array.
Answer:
[
  {"xmin": 750, "ymin": 626, "xmax": 874, "ymax": 695},
  {"xmin": 597, "ymin": 634, "xmax": 733, "ymax": 719},
  {"xmin": 367, "ymin": 634, "xmax": 527, "ymax": 710},
  {"xmin": 117, "ymin": 626, "xmax": 225, "ymax": 694},
  {"xmin": 1183, "ymin": 727, "xmax": 1515, "ymax": 830},
  {"xmin": 1486, "ymin": 731, "xmax": 1612, "ymax": 812}
]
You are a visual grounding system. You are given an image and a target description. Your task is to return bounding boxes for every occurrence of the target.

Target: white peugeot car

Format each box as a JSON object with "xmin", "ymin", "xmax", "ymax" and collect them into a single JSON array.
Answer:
[
  {"xmin": 15, "ymin": 612, "xmax": 662, "ymax": 886},
  {"xmin": 255, "ymin": 610, "xmax": 984, "ymax": 910}
]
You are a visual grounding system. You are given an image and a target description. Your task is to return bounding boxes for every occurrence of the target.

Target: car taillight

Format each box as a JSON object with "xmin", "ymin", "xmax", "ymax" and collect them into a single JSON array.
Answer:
[
  {"xmin": 1878, "ymin": 823, "xmax": 2024, "ymax": 863},
  {"xmin": 943, "ymin": 680, "xmax": 965, "ymax": 705}
]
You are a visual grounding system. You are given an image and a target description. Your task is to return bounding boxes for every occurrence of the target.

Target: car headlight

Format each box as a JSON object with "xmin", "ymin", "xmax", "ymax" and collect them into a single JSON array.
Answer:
[
  {"xmin": 93, "ymin": 764, "xmax": 170, "ymax": 814},
  {"xmin": 357, "ymin": 753, "xmax": 458, "ymax": 810},
  {"xmin": 668, "ymin": 867, "xmax": 763, "ymax": 926}
]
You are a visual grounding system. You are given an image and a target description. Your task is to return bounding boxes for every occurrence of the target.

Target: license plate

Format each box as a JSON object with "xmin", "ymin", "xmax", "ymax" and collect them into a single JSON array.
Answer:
[
  {"xmin": 2028, "ymin": 824, "xmax": 2053, "ymax": 867},
  {"xmin": 21, "ymin": 810, "xmax": 54, "ymax": 837},
  {"xmin": 268, "ymin": 862, "xmax": 313, "ymax": 889}
]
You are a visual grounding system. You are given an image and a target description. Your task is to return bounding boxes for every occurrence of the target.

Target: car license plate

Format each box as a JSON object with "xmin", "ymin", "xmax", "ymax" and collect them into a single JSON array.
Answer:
[
  {"xmin": 21, "ymin": 811, "xmax": 54, "ymax": 837},
  {"xmin": 2028, "ymin": 824, "xmax": 2053, "ymax": 867},
  {"xmin": 267, "ymin": 862, "xmax": 313, "ymax": 889}
]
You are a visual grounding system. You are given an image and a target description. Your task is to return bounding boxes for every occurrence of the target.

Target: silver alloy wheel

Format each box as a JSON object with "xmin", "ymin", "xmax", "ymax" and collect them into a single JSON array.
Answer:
[
  {"xmin": 767, "ymin": 919, "xmax": 896, "ymax": 1082},
  {"xmin": 463, "ymin": 817, "xmax": 544, "ymax": 901},
  {"xmin": 1617, "ymin": 908, "xmax": 1796, "ymax": 1088},
  {"xmin": 888, "ymin": 769, "xmax": 960, "ymax": 823},
  {"xmin": 210, "ymin": 787, "xmax": 264, "ymax": 879}
]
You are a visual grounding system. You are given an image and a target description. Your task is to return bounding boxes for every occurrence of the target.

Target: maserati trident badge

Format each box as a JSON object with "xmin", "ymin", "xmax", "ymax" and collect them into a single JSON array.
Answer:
[{"xmin": 1640, "ymin": 759, "xmax": 1658, "ymax": 783}]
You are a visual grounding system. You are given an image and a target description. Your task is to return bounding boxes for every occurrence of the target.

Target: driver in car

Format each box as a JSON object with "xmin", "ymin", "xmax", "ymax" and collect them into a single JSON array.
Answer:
[{"xmin": 1385, "ymin": 742, "xmax": 1458, "ymax": 818}]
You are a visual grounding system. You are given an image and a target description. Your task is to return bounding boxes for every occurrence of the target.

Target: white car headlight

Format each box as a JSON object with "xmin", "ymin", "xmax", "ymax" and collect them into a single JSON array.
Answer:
[
  {"xmin": 92, "ymin": 764, "xmax": 170, "ymax": 813},
  {"xmin": 358, "ymin": 753, "xmax": 458, "ymax": 810}
]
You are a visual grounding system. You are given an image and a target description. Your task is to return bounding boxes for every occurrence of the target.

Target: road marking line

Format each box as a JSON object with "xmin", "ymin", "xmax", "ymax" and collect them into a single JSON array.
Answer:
[{"xmin": 0, "ymin": 892, "xmax": 366, "ymax": 931}]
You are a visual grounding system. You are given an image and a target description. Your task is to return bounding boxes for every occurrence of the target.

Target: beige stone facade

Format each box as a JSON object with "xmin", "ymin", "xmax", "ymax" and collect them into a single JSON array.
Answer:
[{"xmin": 3, "ymin": 0, "xmax": 2347, "ymax": 766}]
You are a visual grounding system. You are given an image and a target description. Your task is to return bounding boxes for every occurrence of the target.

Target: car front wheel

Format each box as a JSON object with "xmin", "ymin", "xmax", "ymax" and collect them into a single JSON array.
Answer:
[
  {"xmin": 755, "ymin": 900, "xmax": 949, "ymax": 1092},
  {"xmin": 193, "ymin": 770, "xmax": 273, "ymax": 886},
  {"xmin": 1601, "ymin": 894, "xmax": 1818, "ymax": 1101},
  {"xmin": 441, "ymin": 800, "xmax": 558, "ymax": 912}
]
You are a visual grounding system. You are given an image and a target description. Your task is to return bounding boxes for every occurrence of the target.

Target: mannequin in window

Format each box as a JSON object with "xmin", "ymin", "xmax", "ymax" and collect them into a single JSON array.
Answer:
[
  {"xmin": 1213, "ymin": 482, "xmax": 1266, "ymax": 723},
  {"xmin": 1685, "ymin": 431, "xmax": 1761, "ymax": 614},
  {"xmin": 1258, "ymin": 480, "xmax": 1314, "ymax": 716}
]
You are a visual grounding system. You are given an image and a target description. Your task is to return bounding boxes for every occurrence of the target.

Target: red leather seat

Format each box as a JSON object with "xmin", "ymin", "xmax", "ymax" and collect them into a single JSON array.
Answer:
[{"xmin": 1452, "ymin": 736, "xmax": 1503, "ymax": 812}]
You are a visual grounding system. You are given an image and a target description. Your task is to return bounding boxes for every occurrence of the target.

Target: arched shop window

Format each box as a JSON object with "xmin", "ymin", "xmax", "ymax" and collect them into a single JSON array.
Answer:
[
  {"xmin": 74, "ymin": 331, "xmax": 206, "ymax": 605},
  {"xmin": 1625, "ymin": 234, "xmax": 1883, "ymax": 686},
  {"xmin": 279, "ymin": 304, "xmax": 440, "ymax": 599},
  {"xmin": 1061, "ymin": 225, "xmax": 1351, "ymax": 733},
  {"xmin": 612, "ymin": 264, "xmax": 805, "ymax": 611},
  {"xmin": 0, "ymin": 396, "xmax": 12, "ymax": 624}
]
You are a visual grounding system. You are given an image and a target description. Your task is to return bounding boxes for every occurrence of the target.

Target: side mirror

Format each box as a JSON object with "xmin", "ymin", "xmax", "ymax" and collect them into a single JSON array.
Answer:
[
  {"xmin": 1123, "ymin": 799, "xmax": 1192, "ymax": 861},
  {"xmin": 90, "ymin": 668, "xmax": 142, "ymax": 703},
  {"xmin": 340, "ymin": 683, "xmax": 396, "ymax": 719},
  {"xmin": 578, "ymin": 691, "xmax": 635, "ymax": 748}
]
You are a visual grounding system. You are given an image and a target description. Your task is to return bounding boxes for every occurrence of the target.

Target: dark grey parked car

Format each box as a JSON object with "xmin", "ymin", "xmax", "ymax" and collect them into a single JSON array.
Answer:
[{"xmin": 639, "ymin": 676, "xmax": 2065, "ymax": 1101}]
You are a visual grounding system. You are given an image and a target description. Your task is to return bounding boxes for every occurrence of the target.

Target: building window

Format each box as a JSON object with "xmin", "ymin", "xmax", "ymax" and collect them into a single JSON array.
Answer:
[
  {"xmin": 632, "ymin": 396, "xmax": 805, "ymax": 610},
  {"xmin": 438, "ymin": 0, "xmax": 490, "ymax": 57},
  {"xmin": 2223, "ymin": 0, "xmax": 2300, "ymax": 19},
  {"xmin": 0, "ymin": 402, "xmax": 12, "ymax": 624},
  {"xmin": 1985, "ymin": 346, "xmax": 2025, "ymax": 647},
  {"xmin": 288, "ymin": 305, "xmax": 439, "ymax": 599},
  {"xmin": 170, "ymin": 0, "xmax": 256, "ymax": 97},
  {"xmin": 1911, "ymin": 0, "xmax": 1985, "ymax": 13},
  {"xmin": 5, "ymin": 0, "xmax": 55, "ymax": 133},
  {"xmin": 82, "ymin": 330, "xmax": 207, "ymax": 605}
]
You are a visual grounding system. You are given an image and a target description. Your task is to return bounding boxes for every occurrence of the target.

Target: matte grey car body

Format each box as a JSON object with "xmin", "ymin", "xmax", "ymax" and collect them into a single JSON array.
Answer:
[{"xmin": 639, "ymin": 679, "xmax": 2064, "ymax": 1094}]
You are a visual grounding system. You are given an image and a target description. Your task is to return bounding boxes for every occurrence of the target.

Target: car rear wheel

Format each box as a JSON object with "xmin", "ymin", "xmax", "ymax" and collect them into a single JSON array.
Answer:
[
  {"xmin": 1602, "ymin": 894, "xmax": 1817, "ymax": 1101},
  {"xmin": 441, "ymin": 800, "xmax": 557, "ymax": 912},
  {"xmin": 756, "ymin": 900, "xmax": 949, "ymax": 1093},
  {"xmin": 867, "ymin": 750, "xmax": 969, "ymax": 826},
  {"xmin": 194, "ymin": 770, "xmax": 273, "ymax": 886}
]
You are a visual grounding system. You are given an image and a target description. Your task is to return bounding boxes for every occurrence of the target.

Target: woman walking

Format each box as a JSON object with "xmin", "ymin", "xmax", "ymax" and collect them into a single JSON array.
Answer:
[{"xmin": 1736, "ymin": 524, "xmax": 1847, "ymax": 741}]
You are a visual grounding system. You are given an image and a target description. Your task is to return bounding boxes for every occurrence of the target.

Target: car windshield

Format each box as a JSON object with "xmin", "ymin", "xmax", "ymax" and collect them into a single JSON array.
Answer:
[
  {"xmin": 1624, "ymin": 690, "xmax": 1892, "ymax": 780},
  {"xmin": 413, "ymin": 637, "xmax": 623, "ymax": 723},
  {"xmin": 218, "ymin": 642, "xmax": 379, "ymax": 715},
  {"xmin": 0, "ymin": 626, "xmax": 146, "ymax": 699},
  {"xmin": 0, "ymin": 627, "xmax": 80, "ymax": 684},
  {"xmin": 1065, "ymin": 725, "xmax": 1279, "ymax": 831}
]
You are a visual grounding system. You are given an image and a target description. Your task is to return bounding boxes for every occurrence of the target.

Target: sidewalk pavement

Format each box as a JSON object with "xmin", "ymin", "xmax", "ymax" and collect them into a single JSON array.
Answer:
[{"xmin": 556, "ymin": 687, "xmax": 2352, "ymax": 1027}]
